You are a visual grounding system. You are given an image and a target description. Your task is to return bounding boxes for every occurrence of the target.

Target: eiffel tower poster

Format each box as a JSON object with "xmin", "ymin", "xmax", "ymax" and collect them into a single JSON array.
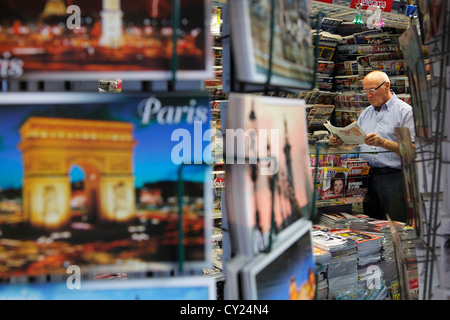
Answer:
[{"xmin": 225, "ymin": 93, "xmax": 314, "ymax": 257}]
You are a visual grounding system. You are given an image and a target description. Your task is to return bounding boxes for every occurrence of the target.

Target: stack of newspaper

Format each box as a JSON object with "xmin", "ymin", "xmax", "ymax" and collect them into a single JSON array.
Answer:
[
  {"xmin": 348, "ymin": 218, "xmax": 405, "ymax": 233},
  {"xmin": 314, "ymin": 247, "xmax": 331, "ymax": 300},
  {"xmin": 334, "ymin": 280, "xmax": 388, "ymax": 300},
  {"xmin": 312, "ymin": 229, "xmax": 358, "ymax": 299},
  {"xmin": 331, "ymin": 229, "xmax": 382, "ymax": 267},
  {"xmin": 316, "ymin": 212, "xmax": 370, "ymax": 229},
  {"xmin": 348, "ymin": 219, "xmax": 419, "ymax": 298},
  {"xmin": 347, "ymin": 218, "xmax": 406, "ymax": 261}
]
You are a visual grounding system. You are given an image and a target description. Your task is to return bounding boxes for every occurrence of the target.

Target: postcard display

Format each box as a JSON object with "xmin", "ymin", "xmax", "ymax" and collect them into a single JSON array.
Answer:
[
  {"xmin": 0, "ymin": 0, "xmax": 223, "ymax": 300},
  {"xmin": 224, "ymin": 93, "xmax": 317, "ymax": 300}
]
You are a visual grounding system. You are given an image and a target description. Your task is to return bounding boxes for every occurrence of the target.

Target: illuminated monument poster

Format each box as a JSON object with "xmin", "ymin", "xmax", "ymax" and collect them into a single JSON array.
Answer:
[
  {"xmin": 0, "ymin": 0, "xmax": 211, "ymax": 80},
  {"xmin": 0, "ymin": 92, "xmax": 212, "ymax": 278},
  {"xmin": 18, "ymin": 117, "xmax": 136, "ymax": 229}
]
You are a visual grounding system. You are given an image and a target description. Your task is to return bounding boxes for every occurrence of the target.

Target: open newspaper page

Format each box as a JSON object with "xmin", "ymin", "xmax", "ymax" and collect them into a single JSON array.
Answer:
[{"xmin": 324, "ymin": 121, "xmax": 366, "ymax": 145}]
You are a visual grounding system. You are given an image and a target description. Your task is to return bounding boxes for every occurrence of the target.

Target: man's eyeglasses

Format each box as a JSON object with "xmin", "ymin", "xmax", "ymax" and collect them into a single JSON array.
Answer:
[{"xmin": 361, "ymin": 81, "xmax": 386, "ymax": 94}]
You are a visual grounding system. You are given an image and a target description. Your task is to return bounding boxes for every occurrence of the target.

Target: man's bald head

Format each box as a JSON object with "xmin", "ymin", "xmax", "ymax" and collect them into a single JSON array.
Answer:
[{"xmin": 362, "ymin": 71, "xmax": 392, "ymax": 109}]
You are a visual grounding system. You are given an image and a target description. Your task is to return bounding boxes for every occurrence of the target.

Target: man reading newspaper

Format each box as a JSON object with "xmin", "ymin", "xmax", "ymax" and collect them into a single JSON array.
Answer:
[{"xmin": 328, "ymin": 71, "xmax": 415, "ymax": 223}]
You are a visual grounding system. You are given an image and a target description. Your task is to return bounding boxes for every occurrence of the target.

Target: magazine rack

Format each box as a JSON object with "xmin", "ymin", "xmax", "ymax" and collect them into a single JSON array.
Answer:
[
  {"xmin": 384, "ymin": 9, "xmax": 450, "ymax": 299},
  {"xmin": 309, "ymin": 142, "xmax": 393, "ymax": 208},
  {"xmin": 414, "ymin": 7, "xmax": 450, "ymax": 299}
]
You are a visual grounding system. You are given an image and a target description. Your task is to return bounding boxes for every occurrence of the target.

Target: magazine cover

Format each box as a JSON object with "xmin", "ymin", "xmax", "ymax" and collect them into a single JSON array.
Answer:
[
  {"xmin": 0, "ymin": 276, "xmax": 216, "ymax": 300},
  {"xmin": 306, "ymin": 104, "xmax": 335, "ymax": 126},
  {"xmin": 229, "ymin": 0, "xmax": 315, "ymax": 89},
  {"xmin": 0, "ymin": 92, "xmax": 212, "ymax": 278},
  {"xmin": 335, "ymin": 110, "xmax": 358, "ymax": 127},
  {"xmin": 240, "ymin": 219, "xmax": 316, "ymax": 300},
  {"xmin": 225, "ymin": 93, "xmax": 314, "ymax": 257},
  {"xmin": 0, "ymin": 0, "xmax": 212, "ymax": 80},
  {"xmin": 395, "ymin": 127, "xmax": 422, "ymax": 237},
  {"xmin": 321, "ymin": 167, "xmax": 349, "ymax": 199},
  {"xmin": 346, "ymin": 176, "xmax": 369, "ymax": 197},
  {"xmin": 331, "ymin": 229, "xmax": 382, "ymax": 247},
  {"xmin": 398, "ymin": 24, "xmax": 433, "ymax": 138}
]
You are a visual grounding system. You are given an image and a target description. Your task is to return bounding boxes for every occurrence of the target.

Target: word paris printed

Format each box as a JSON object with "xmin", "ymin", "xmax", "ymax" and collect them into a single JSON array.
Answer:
[
  {"xmin": 0, "ymin": 92, "xmax": 212, "ymax": 278},
  {"xmin": 225, "ymin": 93, "xmax": 314, "ymax": 257},
  {"xmin": 0, "ymin": 0, "xmax": 212, "ymax": 80}
]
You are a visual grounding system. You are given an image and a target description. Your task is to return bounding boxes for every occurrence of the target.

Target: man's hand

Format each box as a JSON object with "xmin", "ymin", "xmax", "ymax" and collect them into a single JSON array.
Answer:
[
  {"xmin": 364, "ymin": 132, "xmax": 403, "ymax": 156},
  {"xmin": 364, "ymin": 132, "xmax": 384, "ymax": 147},
  {"xmin": 329, "ymin": 135, "xmax": 343, "ymax": 146}
]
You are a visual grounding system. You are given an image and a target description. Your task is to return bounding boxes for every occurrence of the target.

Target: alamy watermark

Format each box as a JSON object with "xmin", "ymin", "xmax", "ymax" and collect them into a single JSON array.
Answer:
[
  {"xmin": 66, "ymin": 5, "xmax": 81, "ymax": 30},
  {"xmin": 366, "ymin": 265, "xmax": 382, "ymax": 290},
  {"xmin": 170, "ymin": 122, "xmax": 280, "ymax": 176},
  {"xmin": 66, "ymin": 265, "xmax": 81, "ymax": 289}
]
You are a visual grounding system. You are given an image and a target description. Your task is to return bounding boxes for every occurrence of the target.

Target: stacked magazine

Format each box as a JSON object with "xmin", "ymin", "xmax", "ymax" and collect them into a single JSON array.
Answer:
[
  {"xmin": 315, "ymin": 212, "xmax": 370, "ymax": 229},
  {"xmin": 331, "ymin": 228, "xmax": 383, "ymax": 293},
  {"xmin": 313, "ymin": 247, "xmax": 331, "ymax": 300},
  {"xmin": 348, "ymin": 218, "xmax": 405, "ymax": 233},
  {"xmin": 312, "ymin": 229, "xmax": 357, "ymax": 257},
  {"xmin": 331, "ymin": 229, "xmax": 382, "ymax": 267},
  {"xmin": 334, "ymin": 281, "xmax": 388, "ymax": 300},
  {"xmin": 312, "ymin": 229, "xmax": 358, "ymax": 299},
  {"xmin": 347, "ymin": 218, "xmax": 419, "ymax": 298},
  {"xmin": 348, "ymin": 218, "xmax": 405, "ymax": 262}
]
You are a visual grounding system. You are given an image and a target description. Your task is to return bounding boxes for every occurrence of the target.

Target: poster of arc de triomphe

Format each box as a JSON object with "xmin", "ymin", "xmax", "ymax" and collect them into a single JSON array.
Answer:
[{"xmin": 0, "ymin": 92, "xmax": 212, "ymax": 278}]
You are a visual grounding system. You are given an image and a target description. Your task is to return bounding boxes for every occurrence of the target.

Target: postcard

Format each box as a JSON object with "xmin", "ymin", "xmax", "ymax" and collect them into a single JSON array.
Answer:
[
  {"xmin": 240, "ymin": 219, "xmax": 316, "ymax": 300},
  {"xmin": 0, "ymin": 92, "xmax": 212, "ymax": 278},
  {"xmin": 0, "ymin": 0, "xmax": 212, "ymax": 80},
  {"xmin": 229, "ymin": 0, "xmax": 315, "ymax": 89},
  {"xmin": 225, "ymin": 93, "xmax": 314, "ymax": 257}
]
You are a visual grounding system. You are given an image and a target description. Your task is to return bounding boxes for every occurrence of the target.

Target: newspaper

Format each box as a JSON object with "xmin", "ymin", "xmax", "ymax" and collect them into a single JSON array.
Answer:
[{"xmin": 324, "ymin": 121, "xmax": 366, "ymax": 145}]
